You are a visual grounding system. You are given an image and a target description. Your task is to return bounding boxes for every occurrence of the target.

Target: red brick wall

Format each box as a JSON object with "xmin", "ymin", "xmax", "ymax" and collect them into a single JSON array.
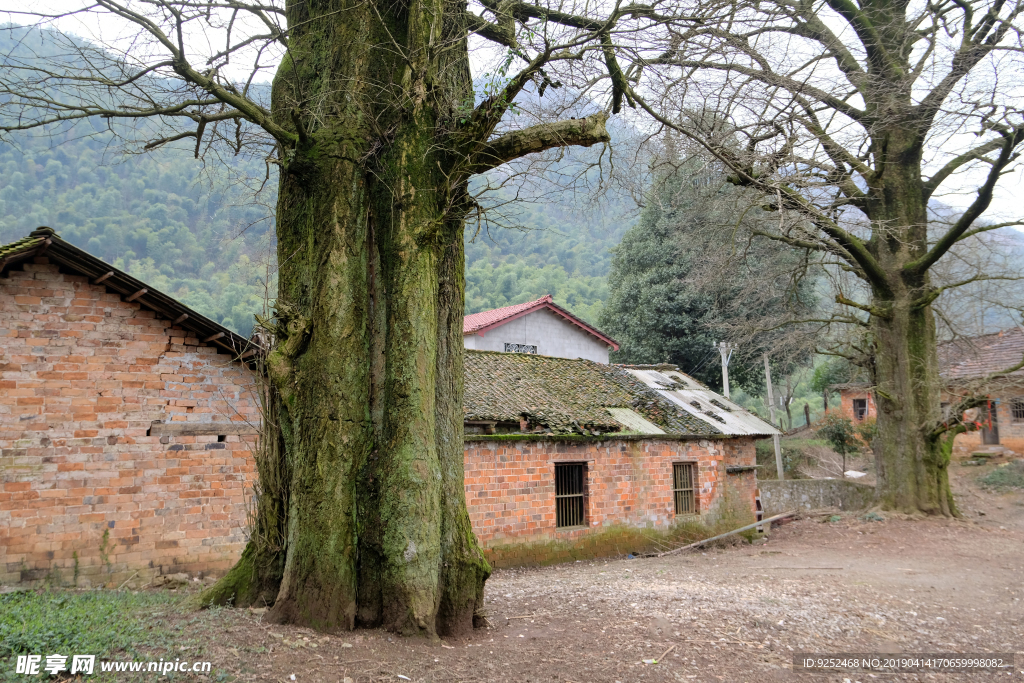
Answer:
[
  {"xmin": 463, "ymin": 436, "xmax": 757, "ymax": 559},
  {"xmin": 838, "ymin": 390, "xmax": 876, "ymax": 422},
  {"xmin": 0, "ymin": 259, "xmax": 257, "ymax": 587},
  {"xmin": 947, "ymin": 392, "xmax": 1024, "ymax": 457},
  {"xmin": 0, "ymin": 257, "xmax": 765, "ymax": 581}
]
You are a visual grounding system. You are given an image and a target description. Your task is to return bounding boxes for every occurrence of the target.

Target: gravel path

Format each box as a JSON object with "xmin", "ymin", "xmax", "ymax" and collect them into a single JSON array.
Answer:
[{"xmin": 171, "ymin": 464, "xmax": 1024, "ymax": 682}]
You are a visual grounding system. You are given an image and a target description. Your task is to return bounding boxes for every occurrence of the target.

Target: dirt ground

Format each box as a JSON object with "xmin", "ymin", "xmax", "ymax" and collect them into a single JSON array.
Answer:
[{"xmin": 163, "ymin": 463, "xmax": 1024, "ymax": 683}]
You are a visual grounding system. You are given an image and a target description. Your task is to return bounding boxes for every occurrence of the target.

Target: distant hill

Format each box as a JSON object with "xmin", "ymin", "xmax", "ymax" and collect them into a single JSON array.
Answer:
[
  {"xmin": 0, "ymin": 25, "xmax": 629, "ymax": 332},
  {"xmin": 464, "ymin": 185, "xmax": 634, "ymax": 322}
]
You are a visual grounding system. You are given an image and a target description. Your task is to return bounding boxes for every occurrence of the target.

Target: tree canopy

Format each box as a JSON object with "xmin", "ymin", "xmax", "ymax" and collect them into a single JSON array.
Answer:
[{"xmin": 601, "ymin": 152, "xmax": 816, "ymax": 392}]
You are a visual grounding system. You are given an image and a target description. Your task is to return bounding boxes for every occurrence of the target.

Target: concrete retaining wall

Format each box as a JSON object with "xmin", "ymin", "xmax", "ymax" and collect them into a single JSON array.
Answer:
[{"xmin": 758, "ymin": 478, "xmax": 875, "ymax": 515}]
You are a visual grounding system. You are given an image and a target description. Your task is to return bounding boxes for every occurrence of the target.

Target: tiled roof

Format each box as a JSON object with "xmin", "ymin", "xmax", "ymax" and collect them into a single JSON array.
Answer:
[
  {"xmin": 463, "ymin": 295, "xmax": 619, "ymax": 350},
  {"xmin": 621, "ymin": 367, "xmax": 781, "ymax": 436},
  {"xmin": 0, "ymin": 232, "xmax": 47, "ymax": 262},
  {"xmin": 463, "ymin": 350, "xmax": 722, "ymax": 435},
  {"xmin": 940, "ymin": 327, "xmax": 1024, "ymax": 381},
  {"xmin": 0, "ymin": 227, "xmax": 254, "ymax": 361}
]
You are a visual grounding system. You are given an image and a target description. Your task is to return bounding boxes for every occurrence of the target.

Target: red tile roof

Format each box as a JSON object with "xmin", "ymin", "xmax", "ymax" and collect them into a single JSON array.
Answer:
[
  {"xmin": 940, "ymin": 327, "xmax": 1024, "ymax": 382},
  {"xmin": 463, "ymin": 294, "xmax": 619, "ymax": 350}
]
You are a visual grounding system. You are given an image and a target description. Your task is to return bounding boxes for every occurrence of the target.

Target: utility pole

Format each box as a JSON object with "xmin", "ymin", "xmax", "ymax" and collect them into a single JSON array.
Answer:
[
  {"xmin": 763, "ymin": 353, "xmax": 784, "ymax": 479},
  {"xmin": 715, "ymin": 341, "xmax": 736, "ymax": 399}
]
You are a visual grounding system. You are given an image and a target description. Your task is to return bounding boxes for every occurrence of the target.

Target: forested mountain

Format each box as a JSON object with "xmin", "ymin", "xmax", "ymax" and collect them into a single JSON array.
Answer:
[
  {"xmin": 464, "ymin": 193, "xmax": 632, "ymax": 322},
  {"xmin": 0, "ymin": 26, "xmax": 629, "ymax": 333},
  {"xmin": 0, "ymin": 126, "xmax": 275, "ymax": 336}
]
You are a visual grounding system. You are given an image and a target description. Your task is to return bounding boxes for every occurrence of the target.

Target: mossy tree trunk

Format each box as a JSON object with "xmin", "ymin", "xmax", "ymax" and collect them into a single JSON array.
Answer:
[
  {"xmin": 647, "ymin": 0, "xmax": 1024, "ymax": 517},
  {"xmin": 254, "ymin": 0, "xmax": 484, "ymax": 636},
  {"xmin": 861, "ymin": 132, "xmax": 954, "ymax": 514},
  {"xmin": 200, "ymin": 0, "xmax": 609, "ymax": 636}
]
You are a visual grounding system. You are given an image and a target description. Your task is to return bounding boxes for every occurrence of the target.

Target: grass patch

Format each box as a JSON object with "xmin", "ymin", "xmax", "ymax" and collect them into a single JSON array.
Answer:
[
  {"xmin": 0, "ymin": 589, "xmax": 189, "ymax": 681},
  {"xmin": 756, "ymin": 440, "xmax": 807, "ymax": 479},
  {"xmin": 978, "ymin": 460, "xmax": 1024, "ymax": 490}
]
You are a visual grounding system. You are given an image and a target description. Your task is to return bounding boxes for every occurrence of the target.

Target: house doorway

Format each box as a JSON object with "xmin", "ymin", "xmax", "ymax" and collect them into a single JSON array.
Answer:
[{"xmin": 981, "ymin": 401, "xmax": 1000, "ymax": 445}]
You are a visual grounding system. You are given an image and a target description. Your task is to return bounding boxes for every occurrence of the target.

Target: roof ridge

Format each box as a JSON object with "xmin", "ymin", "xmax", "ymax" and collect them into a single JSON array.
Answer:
[
  {"xmin": 1, "ymin": 228, "xmax": 258, "ymax": 364},
  {"xmin": 463, "ymin": 294, "xmax": 619, "ymax": 350}
]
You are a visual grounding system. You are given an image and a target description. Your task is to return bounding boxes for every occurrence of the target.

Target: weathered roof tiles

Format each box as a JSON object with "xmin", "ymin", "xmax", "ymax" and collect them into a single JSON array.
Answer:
[
  {"xmin": 939, "ymin": 327, "xmax": 1024, "ymax": 382},
  {"xmin": 463, "ymin": 350, "xmax": 771, "ymax": 436}
]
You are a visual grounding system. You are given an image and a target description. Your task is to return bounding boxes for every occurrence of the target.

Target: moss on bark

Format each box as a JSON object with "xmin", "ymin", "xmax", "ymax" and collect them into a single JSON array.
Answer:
[
  {"xmin": 206, "ymin": 0, "xmax": 492, "ymax": 636},
  {"xmin": 862, "ymin": 127, "xmax": 958, "ymax": 516}
]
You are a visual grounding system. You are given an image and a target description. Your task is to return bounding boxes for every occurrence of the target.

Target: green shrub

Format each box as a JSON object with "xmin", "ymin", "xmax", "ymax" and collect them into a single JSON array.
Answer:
[
  {"xmin": 817, "ymin": 413, "xmax": 859, "ymax": 474},
  {"xmin": 978, "ymin": 460, "xmax": 1024, "ymax": 490},
  {"xmin": 854, "ymin": 416, "xmax": 877, "ymax": 446},
  {"xmin": 755, "ymin": 440, "xmax": 805, "ymax": 478}
]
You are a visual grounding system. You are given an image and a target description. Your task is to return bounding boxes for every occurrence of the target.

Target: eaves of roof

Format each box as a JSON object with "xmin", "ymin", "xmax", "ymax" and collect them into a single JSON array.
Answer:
[
  {"xmin": 463, "ymin": 294, "xmax": 620, "ymax": 351},
  {"xmin": 0, "ymin": 227, "xmax": 258, "ymax": 363},
  {"xmin": 828, "ymin": 382, "xmax": 871, "ymax": 390}
]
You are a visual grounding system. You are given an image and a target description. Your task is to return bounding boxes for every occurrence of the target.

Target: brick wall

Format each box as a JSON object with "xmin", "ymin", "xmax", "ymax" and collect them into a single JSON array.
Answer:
[
  {"xmin": 0, "ymin": 258, "xmax": 764, "ymax": 583},
  {"xmin": 463, "ymin": 435, "xmax": 757, "ymax": 565},
  {"xmin": 0, "ymin": 259, "xmax": 257, "ymax": 587},
  {"xmin": 949, "ymin": 391, "xmax": 1024, "ymax": 456},
  {"xmin": 837, "ymin": 389, "xmax": 876, "ymax": 422}
]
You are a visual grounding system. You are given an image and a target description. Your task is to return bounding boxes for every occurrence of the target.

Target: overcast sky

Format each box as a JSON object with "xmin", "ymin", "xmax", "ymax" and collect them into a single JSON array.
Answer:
[{"xmin": 4, "ymin": 1, "xmax": 1022, "ymax": 225}]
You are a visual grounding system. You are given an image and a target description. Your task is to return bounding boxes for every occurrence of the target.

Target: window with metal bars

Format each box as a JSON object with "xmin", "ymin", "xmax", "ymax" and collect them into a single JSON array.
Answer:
[
  {"xmin": 555, "ymin": 462, "xmax": 586, "ymax": 528},
  {"xmin": 1012, "ymin": 399, "xmax": 1024, "ymax": 423},
  {"xmin": 673, "ymin": 462, "xmax": 697, "ymax": 515}
]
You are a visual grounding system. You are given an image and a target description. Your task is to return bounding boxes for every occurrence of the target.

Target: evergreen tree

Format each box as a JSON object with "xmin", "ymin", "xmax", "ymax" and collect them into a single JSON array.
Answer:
[{"xmin": 601, "ymin": 154, "xmax": 816, "ymax": 392}]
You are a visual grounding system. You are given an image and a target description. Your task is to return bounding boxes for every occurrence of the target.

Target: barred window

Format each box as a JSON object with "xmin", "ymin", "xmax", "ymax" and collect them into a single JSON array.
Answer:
[
  {"xmin": 555, "ymin": 462, "xmax": 586, "ymax": 528},
  {"xmin": 673, "ymin": 462, "xmax": 697, "ymax": 515},
  {"xmin": 504, "ymin": 343, "xmax": 537, "ymax": 354},
  {"xmin": 1012, "ymin": 399, "xmax": 1024, "ymax": 423}
]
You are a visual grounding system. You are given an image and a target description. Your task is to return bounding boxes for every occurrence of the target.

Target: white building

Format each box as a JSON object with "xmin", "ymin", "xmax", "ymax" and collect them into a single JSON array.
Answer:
[{"xmin": 462, "ymin": 294, "xmax": 619, "ymax": 363}]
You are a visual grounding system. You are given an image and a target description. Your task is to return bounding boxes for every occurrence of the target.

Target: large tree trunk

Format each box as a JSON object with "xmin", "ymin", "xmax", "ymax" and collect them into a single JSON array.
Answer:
[
  {"xmin": 865, "ymin": 129, "xmax": 957, "ymax": 516},
  {"xmin": 203, "ymin": 0, "xmax": 489, "ymax": 635},
  {"xmin": 872, "ymin": 292, "xmax": 957, "ymax": 515}
]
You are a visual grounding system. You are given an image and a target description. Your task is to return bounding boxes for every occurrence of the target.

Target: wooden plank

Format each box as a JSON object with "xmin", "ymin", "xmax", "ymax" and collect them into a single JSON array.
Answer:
[
  {"xmin": 148, "ymin": 421, "xmax": 259, "ymax": 437},
  {"xmin": 203, "ymin": 332, "xmax": 226, "ymax": 343},
  {"xmin": 126, "ymin": 288, "xmax": 148, "ymax": 302},
  {"xmin": 654, "ymin": 511, "xmax": 797, "ymax": 557},
  {"xmin": 93, "ymin": 271, "xmax": 115, "ymax": 284},
  {"xmin": 172, "ymin": 313, "xmax": 189, "ymax": 325}
]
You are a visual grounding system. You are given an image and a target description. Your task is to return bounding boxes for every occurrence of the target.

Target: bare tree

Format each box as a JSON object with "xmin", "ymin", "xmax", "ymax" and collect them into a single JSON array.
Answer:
[
  {"xmin": 0, "ymin": 0, "xmax": 699, "ymax": 636},
  {"xmin": 615, "ymin": 0, "xmax": 1024, "ymax": 516}
]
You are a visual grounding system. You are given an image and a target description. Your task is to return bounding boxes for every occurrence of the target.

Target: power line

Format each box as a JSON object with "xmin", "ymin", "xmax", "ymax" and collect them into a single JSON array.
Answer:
[{"xmin": 687, "ymin": 348, "xmax": 716, "ymax": 375}]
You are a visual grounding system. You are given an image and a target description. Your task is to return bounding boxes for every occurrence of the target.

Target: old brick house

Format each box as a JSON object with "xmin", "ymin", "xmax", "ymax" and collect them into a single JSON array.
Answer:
[
  {"xmin": 463, "ymin": 352, "xmax": 777, "ymax": 566},
  {"xmin": 1, "ymin": 228, "xmax": 259, "ymax": 587},
  {"xmin": 2, "ymin": 228, "xmax": 775, "ymax": 585},
  {"xmin": 938, "ymin": 328, "xmax": 1024, "ymax": 456},
  {"xmin": 832, "ymin": 328, "xmax": 1024, "ymax": 456},
  {"xmin": 832, "ymin": 383, "xmax": 877, "ymax": 423}
]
